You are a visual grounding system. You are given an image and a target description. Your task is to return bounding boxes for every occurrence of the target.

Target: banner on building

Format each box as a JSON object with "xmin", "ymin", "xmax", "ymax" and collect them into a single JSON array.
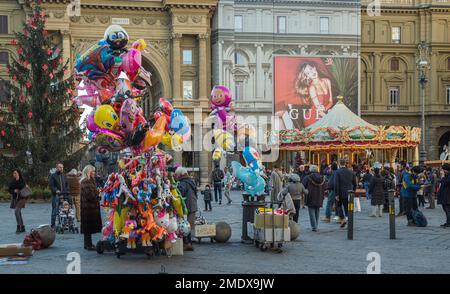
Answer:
[{"xmin": 274, "ymin": 56, "xmax": 359, "ymax": 130}]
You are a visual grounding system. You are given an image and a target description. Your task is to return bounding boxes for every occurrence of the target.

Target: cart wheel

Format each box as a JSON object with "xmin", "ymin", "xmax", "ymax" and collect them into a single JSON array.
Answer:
[{"xmin": 96, "ymin": 241, "xmax": 104, "ymax": 254}]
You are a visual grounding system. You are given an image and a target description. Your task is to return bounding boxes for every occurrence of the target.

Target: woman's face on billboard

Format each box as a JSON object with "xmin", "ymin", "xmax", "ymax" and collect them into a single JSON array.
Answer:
[{"xmin": 303, "ymin": 64, "xmax": 318, "ymax": 80}]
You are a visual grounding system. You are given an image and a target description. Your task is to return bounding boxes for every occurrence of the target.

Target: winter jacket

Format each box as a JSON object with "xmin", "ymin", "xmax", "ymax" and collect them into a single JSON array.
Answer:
[
  {"xmin": 437, "ymin": 174, "xmax": 450, "ymax": 205},
  {"xmin": 270, "ymin": 170, "xmax": 283, "ymax": 202},
  {"xmin": 400, "ymin": 172, "xmax": 421, "ymax": 198},
  {"xmin": 8, "ymin": 178, "xmax": 26, "ymax": 209},
  {"xmin": 49, "ymin": 171, "xmax": 69, "ymax": 196},
  {"xmin": 178, "ymin": 176, "xmax": 198, "ymax": 214},
  {"xmin": 369, "ymin": 175, "xmax": 385, "ymax": 206},
  {"xmin": 80, "ymin": 178, "xmax": 102, "ymax": 234},
  {"xmin": 327, "ymin": 172, "xmax": 337, "ymax": 191},
  {"xmin": 424, "ymin": 173, "xmax": 436, "ymax": 194},
  {"xmin": 362, "ymin": 172, "xmax": 373, "ymax": 184},
  {"xmin": 201, "ymin": 189, "xmax": 213, "ymax": 201},
  {"xmin": 334, "ymin": 167, "xmax": 357, "ymax": 200},
  {"xmin": 282, "ymin": 182, "xmax": 308, "ymax": 201},
  {"xmin": 67, "ymin": 174, "xmax": 81, "ymax": 198},
  {"xmin": 304, "ymin": 172, "xmax": 326, "ymax": 208}
]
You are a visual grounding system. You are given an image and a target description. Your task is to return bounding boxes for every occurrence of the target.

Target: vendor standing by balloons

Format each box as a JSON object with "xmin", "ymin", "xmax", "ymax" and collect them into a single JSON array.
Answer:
[
  {"xmin": 80, "ymin": 165, "xmax": 102, "ymax": 251},
  {"xmin": 175, "ymin": 167, "xmax": 198, "ymax": 251}
]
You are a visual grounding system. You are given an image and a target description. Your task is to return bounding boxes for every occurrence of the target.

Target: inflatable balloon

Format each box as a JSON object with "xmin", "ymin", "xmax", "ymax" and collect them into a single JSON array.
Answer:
[
  {"xmin": 210, "ymin": 85, "xmax": 233, "ymax": 129},
  {"xmin": 95, "ymin": 129, "xmax": 125, "ymax": 151},
  {"xmin": 213, "ymin": 129, "xmax": 235, "ymax": 151},
  {"xmin": 154, "ymin": 98, "xmax": 173, "ymax": 132},
  {"xmin": 237, "ymin": 124, "xmax": 257, "ymax": 147},
  {"xmin": 75, "ymin": 40, "xmax": 116, "ymax": 80},
  {"xmin": 243, "ymin": 146, "xmax": 262, "ymax": 174},
  {"xmin": 143, "ymin": 116, "xmax": 166, "ymax": 151},
  {"xmin": 104, "ymin": 24, "xmax": 129, "ymax": 52},
  {"xmin": 94, "ymin": 104, "xmax": 120, "ymax": 131},
  {"xmin": 170, "ymin": 109, "xmax": 191, "ymax": 142},
  {"xmin": 120, "ymin": 39, "xmax": 151, "ymax": 84},
  {"xmin": 112, "ymin": 77, "xmax": 133, "ymax": 101},
  {"xmin": 86, "ymin": 112, "xmax": 100, "ymax": 133},
  {"xmin": 120, "ymin": 98, "xmax": 146, "ymax": 134},
  {"xmin": 231, "ymin": 161, "xmax": 265, "ymax": 196},
  {"xmin": 161, "ymin": 132, "xmax": 183, "ymax": 150},
  {"xmin": 212, "ymin": 148, "xmax": 224, "ymax": 161}
]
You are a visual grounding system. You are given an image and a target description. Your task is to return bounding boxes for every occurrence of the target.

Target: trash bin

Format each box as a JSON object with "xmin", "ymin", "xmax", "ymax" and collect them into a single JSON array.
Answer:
[{"xmin": 241, "ymin": 192, "xmax": 266, "ymax": 244}]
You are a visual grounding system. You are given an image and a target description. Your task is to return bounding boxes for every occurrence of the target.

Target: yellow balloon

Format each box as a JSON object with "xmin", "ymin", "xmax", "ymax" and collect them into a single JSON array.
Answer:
[
  {"xmin": 143, "ymin": 116, "xmax": 166, "ymax": 151},
  {"xmin": 162, "ymin": 132, "xmax": 183, "ymax": 150},
  {"xmin": 171, "ymin": 188, "xmax": 184, "ymax": 218},
  {"xmin": 213, "ymin": 129, "xmax": 235, "ymax": 151},
  {"xmin": 94, "ymin": 104, "xmax": 119, "ymax": 131},
  {"xmin": 212, "ymin": 148, "xmax": 223, "ymax": 161}
]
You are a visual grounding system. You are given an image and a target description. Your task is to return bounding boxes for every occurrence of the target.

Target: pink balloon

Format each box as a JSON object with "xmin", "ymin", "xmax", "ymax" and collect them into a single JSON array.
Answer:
[
  {"xmin": 86, "ymin": 112, "xmax": 100, "ymax": 132},
  {"xmin": 120, "ymin": 49, "xmax": 141, "ymax": 81}
]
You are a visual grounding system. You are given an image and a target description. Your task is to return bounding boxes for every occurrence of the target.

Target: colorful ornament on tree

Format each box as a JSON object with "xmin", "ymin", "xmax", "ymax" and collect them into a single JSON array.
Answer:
[
  {"xmin": 28, "ymin": 112, "xmax": 33, "ymax": 119},
  {"xmin": 1, "ymin": 130, "xmax": 5, "ymax": 137},
  {"xmin": 49, "ymin": 73, "xmax": 54, "ymax": 79},
  {"xmin": 42, "ymin": 64, "xmax": 48, "ymax": 71},
  {"xmin": 25, "ymin": 81, "xmax": 31, "ymax": 88},
  {"xmin": 19, "ymin": 94, "xmax": 26, "ymax": 103}
]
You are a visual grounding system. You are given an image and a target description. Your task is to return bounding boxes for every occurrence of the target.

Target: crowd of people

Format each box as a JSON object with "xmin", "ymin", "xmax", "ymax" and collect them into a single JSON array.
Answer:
[{"xmin": 6, "ymin": 158, "xmax": 450, "ymax": 248}]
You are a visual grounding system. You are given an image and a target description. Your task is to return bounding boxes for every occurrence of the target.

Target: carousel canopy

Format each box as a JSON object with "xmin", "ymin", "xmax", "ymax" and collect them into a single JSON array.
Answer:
[
  {"xmin": 276, "ymin": 96, "xmax": 421, "ymax": 151},
  {"xmin": 306, "ymin": 98, "xmax": 376, "ymax": 131}
]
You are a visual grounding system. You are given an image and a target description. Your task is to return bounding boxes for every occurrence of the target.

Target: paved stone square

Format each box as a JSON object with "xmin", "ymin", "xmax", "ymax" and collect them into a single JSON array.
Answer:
[{"xmin": 0, "ymin": 191, "xmax": 449, "ymax": 274}]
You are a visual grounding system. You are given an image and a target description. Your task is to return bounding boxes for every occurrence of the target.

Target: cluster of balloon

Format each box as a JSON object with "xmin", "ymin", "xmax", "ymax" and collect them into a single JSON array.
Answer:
[
  {"xmin": 209, "ymin": 85, "xmax": 236, "ymax": 161},
  {"xmin": 73, "ymin": 24, "xmax": 190, "ymax": 155},
  {"xmin": 154, "ymin": 98, "xmax": 191, "ymax": 152}
]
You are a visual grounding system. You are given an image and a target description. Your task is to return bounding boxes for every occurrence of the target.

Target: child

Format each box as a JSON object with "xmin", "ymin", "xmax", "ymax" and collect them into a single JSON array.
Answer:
[{"xmin": 201, "ymin": 185, "xmax": 213, "ymax": 211}]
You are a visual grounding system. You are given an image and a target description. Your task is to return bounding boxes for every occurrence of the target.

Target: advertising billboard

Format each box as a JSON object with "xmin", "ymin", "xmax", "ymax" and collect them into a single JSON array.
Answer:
[{"xmin": 274, "ymin": 56, "xmax": 359, "ymax": 130}]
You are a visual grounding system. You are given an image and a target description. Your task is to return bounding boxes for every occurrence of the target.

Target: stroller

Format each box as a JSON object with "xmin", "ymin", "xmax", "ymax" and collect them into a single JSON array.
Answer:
[{"xmin": 55, "ymin": 193, "xmax": 79, "ymax": 234}]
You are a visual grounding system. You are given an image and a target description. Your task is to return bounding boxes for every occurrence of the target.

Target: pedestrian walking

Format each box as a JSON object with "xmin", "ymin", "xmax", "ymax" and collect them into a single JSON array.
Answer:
[
  {"xmin": 401, "ymin": 166, "xmax": 423, "ymax": 226},
  {"xmin": 201, "ymin": 185, "xmax": 213, "ymax": 211},
  {"xmin": 424, "ymin": 167, "xmax": 436, "ymax": 209},
  {"xmin": 334, "ymin": 159, "xmax": 357, "ymax": 228},
  {"xmin": 223, "ymin": 167, "xmax": 233, "ymax": 205},
  {"xmin": 323, "ymin": 162, "xmax": 338, "ymax": 223},
  {"xmin": 211, "ymin": 164, "xmax": 224, "ymax": 204},
  {"xmin": 369, "ymin": 164, "xmax": 385, "ymax": 217},
  {"xmin": 304, "ymin": 165, "xmax": 326, "ymax": 232},
  {"xmin": 270, "ymin": 165, "xmax": 284, "ymax": 203},
  {"xmin": 437, "ymin": 163, "xmax": 450, "ymax": 228},
  {"xmin": 80, "ymin": 165, "xmax": 102, "ymax": 250},
  {"xmin": 176, "ymin": 167, "xmax": 198, "ymax": 251},
  {"xmin": 67, "ymin": 169, "xmax": 81, "ymax": 222},
  {"xmin": 362, "ymin": 168, "xmax": 373, "ymax": 200},
  {"xmin": 281, "ymin": 173, "xmax": 308, "ymax": 223},
  {"xmin": 49, "ymin": 162, "xmax": 69, "ymax": 228},
  {"xmin": 8, "ymin": 169, "xmax": 27, "ymax": 234}
]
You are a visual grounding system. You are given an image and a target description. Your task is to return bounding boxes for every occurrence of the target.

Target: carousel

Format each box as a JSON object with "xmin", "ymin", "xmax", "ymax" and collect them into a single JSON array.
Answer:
[{"xmin": 272, "ymin": 96, "xmax": 421, "ymax": 169}]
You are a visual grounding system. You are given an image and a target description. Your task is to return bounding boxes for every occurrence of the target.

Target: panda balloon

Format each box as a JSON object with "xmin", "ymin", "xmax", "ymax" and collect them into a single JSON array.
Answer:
[{"xmin": 104, "ymin": 24, "xmax": 129, "ymax": 53}]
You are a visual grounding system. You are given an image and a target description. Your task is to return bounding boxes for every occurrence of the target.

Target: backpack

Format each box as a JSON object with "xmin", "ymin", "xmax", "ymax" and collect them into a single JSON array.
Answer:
[
  {"xmin": 412, "ymin": 209, "xmax": 428, "ymax": 227},
  {"xmin": 212, "ymin": 169, "xmax": 224, "ymax": 183}
]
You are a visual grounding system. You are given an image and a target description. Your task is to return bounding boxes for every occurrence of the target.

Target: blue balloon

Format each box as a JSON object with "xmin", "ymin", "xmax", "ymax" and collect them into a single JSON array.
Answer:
[
  {"xmin": 170, "ymin": 109, "xmax": 191, "ymax": 139},
  {"xmin": 243, "ymin": 146, "xmax": 262, "ymax": 174},
  {"xmin": 231, "ymin": 161, "xmax": 265, "ymax": 196}
]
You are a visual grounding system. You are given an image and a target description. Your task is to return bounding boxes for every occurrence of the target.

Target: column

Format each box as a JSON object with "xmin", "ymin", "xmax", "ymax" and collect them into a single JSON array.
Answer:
[
  {"xmin": 218, "ymin": 40, "xmax": 224, "ymax": 84},
  {"xmin": 373, "ymin": 53, "xmax": 381, "ymax": 104},
  {"xmin": 430, "ymin": 52, "xmax": 438, "ymax": 104},
  {"xmin": 61, "ymin": 30, "xmax": 71, "ymax": 78},
  {"xmin": 198, "ymin": 33, "xmax": 209, "ymax": 103},
  {"xmin": 171, "ymin": 32, "xmax": 182, "ymax": 101},
  {"xmin": 199, "ymin": 137, "xmax": 211, "ymax": 187},
  {"xmin": 413, "ymin": 145, "xmax": 419, "ymax": 166},
  {"xmin": 255, "ymin": 43, "xmax": 264, "ymax": 100}
]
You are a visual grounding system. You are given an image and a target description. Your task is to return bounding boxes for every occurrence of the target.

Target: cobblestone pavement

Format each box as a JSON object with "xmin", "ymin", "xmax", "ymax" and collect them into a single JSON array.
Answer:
[{"xmin": 1, "ymin": 191, "xmax": 449, "ymax": 274}]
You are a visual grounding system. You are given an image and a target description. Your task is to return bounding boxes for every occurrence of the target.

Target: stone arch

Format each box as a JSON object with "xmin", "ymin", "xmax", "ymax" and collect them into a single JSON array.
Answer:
[
  {"xmin": 381, "ymin": 55, "xmax": 410, "ymax": 71},
  {"xmin": 141, "ymin": 51, "xmax": 171, "ymax": 119},
  {"xmin": 438, "ymin": 130, "xmax": 450, "ymax": 158},
  {"xmin": 438, "ymin": 54, "xmax": 450, "ymax": 71},
  {"xmin": 264, "ymin": 48, "xmax": 294, "ymax": 62},
  {"xmin": 224, "ymin": 46, "xmax": 255, "ymax": 64}
]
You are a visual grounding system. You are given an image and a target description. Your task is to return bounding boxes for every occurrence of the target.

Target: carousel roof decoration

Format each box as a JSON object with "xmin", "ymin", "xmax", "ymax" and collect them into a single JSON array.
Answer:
[{"xmin": 277, "ymin": 96, "xmax": 421, "ymax": 151}]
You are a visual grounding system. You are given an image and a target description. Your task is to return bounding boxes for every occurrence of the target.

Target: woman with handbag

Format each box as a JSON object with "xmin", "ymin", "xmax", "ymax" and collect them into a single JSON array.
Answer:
[{"xmin": 8, "ymin": 169, "xmax": 27, "ymax": 233}]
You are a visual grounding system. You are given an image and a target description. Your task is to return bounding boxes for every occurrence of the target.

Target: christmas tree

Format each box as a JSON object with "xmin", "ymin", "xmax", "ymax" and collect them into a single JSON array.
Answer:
[{"xmin": 0, "ymin": 0, "xmax": 84, "ymax": 185}]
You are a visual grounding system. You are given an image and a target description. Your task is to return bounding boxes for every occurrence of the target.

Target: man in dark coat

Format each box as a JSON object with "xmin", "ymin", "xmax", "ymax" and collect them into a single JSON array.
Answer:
[
  {"xmin": 49, "ymin": 162, "xmax": 69, "ymax": 228},
  {"xmin": 396, "ymin": 161, "xmax": 408, "ymax": 216},
  {"xmin": 437, "ymin": 163, "xmax": 450, "ymax": 227},
  {"xmin": 424, "ymin": 167, "xmax": 436, "ymax": 209},
  {"xmin": 176, "ymin": 167, "xmax": 198, "ymax": 251},
  {"xmin": 333, "ymin": 159, "xmax": 357, "ymax": 228}
]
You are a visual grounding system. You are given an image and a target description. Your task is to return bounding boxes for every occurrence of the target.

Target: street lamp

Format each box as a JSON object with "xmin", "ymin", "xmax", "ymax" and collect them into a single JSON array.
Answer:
[{"xmin": 416, "ymin": 41, "xmax": 431, "ymax": 167}]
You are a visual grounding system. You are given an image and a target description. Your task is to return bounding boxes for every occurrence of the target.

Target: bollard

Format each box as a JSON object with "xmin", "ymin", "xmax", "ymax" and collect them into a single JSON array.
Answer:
[
  {"xmin": 388, "ymin": 189, "xmax": 396, "ymax": 240},
  {"xmin": 348, "ymin": 190, "xmax": 354, "ymax": 240}
]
